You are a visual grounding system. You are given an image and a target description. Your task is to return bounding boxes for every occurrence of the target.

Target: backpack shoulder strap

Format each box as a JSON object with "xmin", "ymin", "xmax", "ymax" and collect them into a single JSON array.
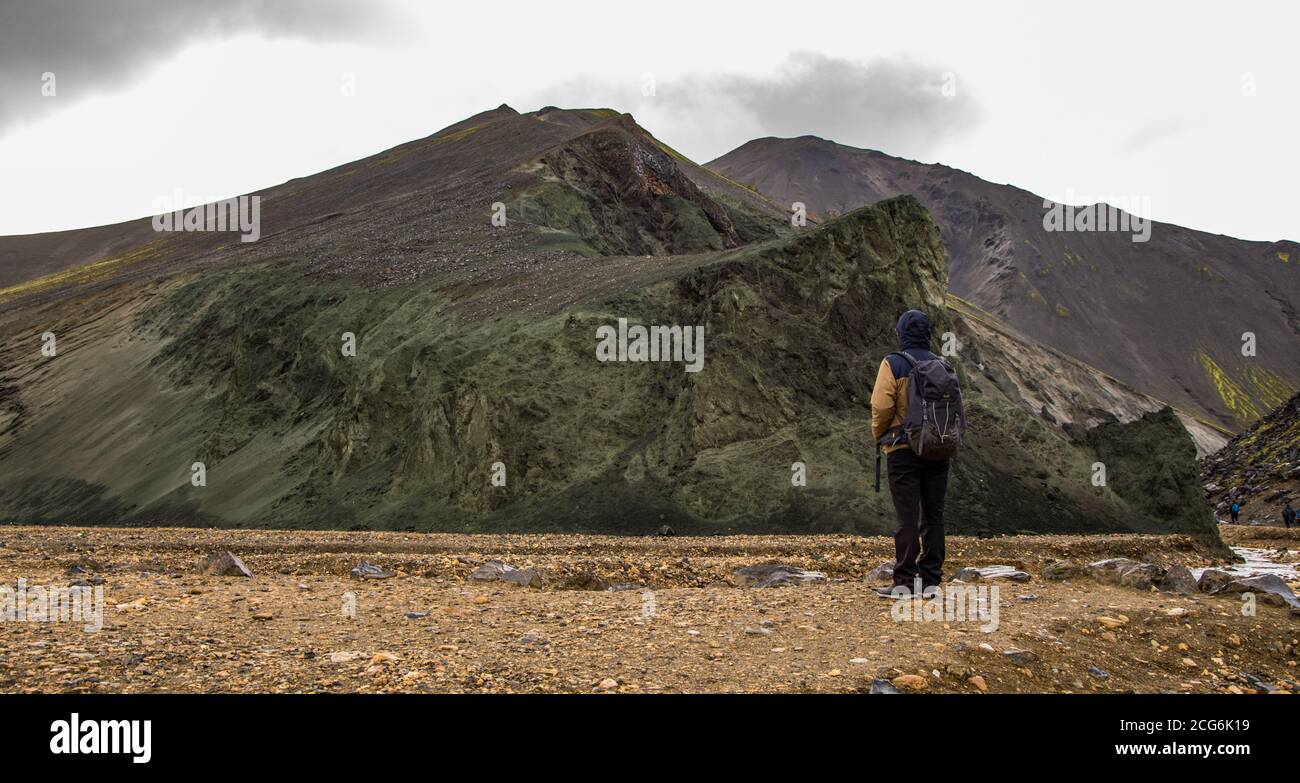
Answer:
[{"xmin": 888, "ymin": 351, "xmax": 918, "ymax": 368}]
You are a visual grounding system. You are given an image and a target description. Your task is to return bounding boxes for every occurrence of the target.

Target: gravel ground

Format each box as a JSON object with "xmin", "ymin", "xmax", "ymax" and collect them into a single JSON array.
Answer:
[{"xmin": 0, "ymin": 524, "xmax": 1295, "ymax": 694}]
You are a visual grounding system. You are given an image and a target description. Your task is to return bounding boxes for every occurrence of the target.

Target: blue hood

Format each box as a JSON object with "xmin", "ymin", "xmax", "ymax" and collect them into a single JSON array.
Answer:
[{"xmin": 895, "ymin": 310, "xmax": 932, "ymax": 352}]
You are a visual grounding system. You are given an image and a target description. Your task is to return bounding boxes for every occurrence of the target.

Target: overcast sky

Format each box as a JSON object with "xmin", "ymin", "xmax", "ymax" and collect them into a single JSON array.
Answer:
[{"xmin": 0, "ymin": 0, "xmax": 1295, "ymax": 241}]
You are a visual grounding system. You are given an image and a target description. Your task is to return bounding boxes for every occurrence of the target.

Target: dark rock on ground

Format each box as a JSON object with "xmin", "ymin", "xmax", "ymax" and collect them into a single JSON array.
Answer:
[
  {"xmin": 1088, "ymin": 558, "xmax": 1163, "ymax": 590},
  {"xmin": 468, "ymin": 560, "xmax": 543, "ymax": 588},
  {"xmin": 1196, "ymin": 568, "xmax": 1236, "ymax": 594},
  {"xmin": 1212, "ymin": 574, "xmax": 1300, "ymax": 609},
  {"xmin": 864, "ymin": 562, "xmax": 895, "ymax": 583},
  {"xmin": 350, "ymin": 562, "xmax": 395, "ymax": 580},
  {"xmin": 732, "ymin": 563, "xmax": 827, "ymax": 588},
  {"xmin": 1003, "ymin": 648, "xmax": 1037, "ymax": 665},
  {"xmin": 1157, "ymin": 564, "xmax": 1197, "ymax": 595},
  {"xmin": 952, "ymin": 565, "xmax": 1030, "ymax": 582},
  {"xmin": 869, "ymin": 678, "xmax": 900, "ymax": 694},
  {"xmin": 200, "ymin": 551, "xmax": 253, "ymax": 578}
]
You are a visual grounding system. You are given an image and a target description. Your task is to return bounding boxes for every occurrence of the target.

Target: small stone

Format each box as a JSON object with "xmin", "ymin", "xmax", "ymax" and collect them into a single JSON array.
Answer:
[
  {"xmin": 968, "ymin": 675, "xmax": 988, "ymax": 692},
  {"xmin": 864, "ymin": 562, "xmax": 895, "ymax": 583},
  {"xmin": 1088, "ymin": 666, "xmax": 1109, "ymax": 680},
  {"xmin": 1002, "ymin": 648, "xmax": 1037, "ymax": 665},
  {"xmin": 598, "ymin": 678, "xmax": 619, "ymax": 690},
  {"xmin": 350, "ymin": 562, "xmax": 394, "ymax": 580},
  {"xmin": 870, "ymin": 678, "xmax": 900, "ymax": 694},
  {"xmin": 251, "ymin": 612, "xmax": 274, "ymax": 621},
  {"xmin": 404, "ymin": 611, "xmax": 429, "ymax": 620},
  {"xmin": 891, "ymin": 674, "xmax": 928, "ymax": 691},
  {"xmin": 473, "ymin": 595, "xmax": 490, "ymax": 605}
]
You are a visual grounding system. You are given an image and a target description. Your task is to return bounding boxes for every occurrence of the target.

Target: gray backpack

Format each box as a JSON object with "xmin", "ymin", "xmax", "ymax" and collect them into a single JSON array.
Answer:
[{"xmin": 890, "ymin": 351, "xmax": 964, "ymax": 460}]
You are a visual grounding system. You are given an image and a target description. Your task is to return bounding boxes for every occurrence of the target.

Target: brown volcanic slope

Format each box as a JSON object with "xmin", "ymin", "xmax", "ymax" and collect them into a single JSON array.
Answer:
[
  {"xmin": 708, "ymin": 136, "xmax": 1300, "ymax": 432},
  {"xmin": 0, "ymin": 105, "xmax": 787, "ymax": 308}
]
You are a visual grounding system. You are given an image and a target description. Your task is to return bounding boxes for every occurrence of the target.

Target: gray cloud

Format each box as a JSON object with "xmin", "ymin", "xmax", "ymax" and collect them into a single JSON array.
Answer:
[
  {"xmin": 0, "ymin": 0, "xmax": 402, "ymax": 133},
  {"xmin": 713, "ymin": 52, "xmax": 979, "ymax": 155},
  {"xmin": 532, "ymin": 51, "xmax": 981, "ymax": 160}
]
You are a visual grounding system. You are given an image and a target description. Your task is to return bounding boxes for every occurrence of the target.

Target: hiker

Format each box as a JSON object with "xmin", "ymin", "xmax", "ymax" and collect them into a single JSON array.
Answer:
[
  {"xmin": 1284, "ymin": 501, "xmax": 1296, "ymax": 529},
  {"xmin": 871, "ymin": 309, "xmax": 964, "ymax": 597},
  {"xmin": 1229, "ymin": 499, "xmax": 1242, "ymax": 523}
]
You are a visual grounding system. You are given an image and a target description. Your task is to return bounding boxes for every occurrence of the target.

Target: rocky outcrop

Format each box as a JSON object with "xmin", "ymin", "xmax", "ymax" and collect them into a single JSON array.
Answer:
[
  {"xmin": 1086, "ymin": 408, "xmax": 1219, "ymax": 537},
  {"xmin": 1201, "ymin": 391, "xmax": 1300, "ymax": 523}
]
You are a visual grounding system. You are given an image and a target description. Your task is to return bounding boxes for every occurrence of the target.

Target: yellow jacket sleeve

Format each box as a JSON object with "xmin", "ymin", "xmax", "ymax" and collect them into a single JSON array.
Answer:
[{"xmin": 870, "ymin": 358, "xmax": 898, "ymax": 444}]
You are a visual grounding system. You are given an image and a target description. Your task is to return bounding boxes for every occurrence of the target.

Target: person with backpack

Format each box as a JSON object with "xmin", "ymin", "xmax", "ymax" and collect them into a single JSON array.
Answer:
[
  {"xmin": 1283, "ymin": 501, "xmax": 1296, "ymax": 529},
  {"xmin": 871, "ymin": 309, "xmax": 963, "ymax": 597},
  {"xmin": 1229, "ymin": 499, "xmax": 1242, "ymax": 523}
]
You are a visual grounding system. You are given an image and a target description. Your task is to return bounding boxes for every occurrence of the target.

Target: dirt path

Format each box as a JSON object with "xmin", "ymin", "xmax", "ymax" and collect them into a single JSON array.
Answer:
[{"xmin": 0, "ymin": 525, "xmax": 1295, "ymax": 693}]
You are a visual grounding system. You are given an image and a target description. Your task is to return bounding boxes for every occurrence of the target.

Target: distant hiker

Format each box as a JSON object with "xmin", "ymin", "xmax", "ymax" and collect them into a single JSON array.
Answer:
[
  {"xmin": 871, "ymin": 309, "xmax": 964, "ymax": 596},
  {"xmin": 1229, "ymin": 500, "xmax": 1242, "ymax": 523},
  {"xmin": 1284, "ymin": 502, "xmax": 1296, "ymax": 529}
]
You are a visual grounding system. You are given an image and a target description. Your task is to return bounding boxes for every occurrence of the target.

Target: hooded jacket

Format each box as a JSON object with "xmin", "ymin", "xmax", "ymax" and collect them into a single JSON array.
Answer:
[{"xmin": 871, "ymin": 310, "xmax": 939, "ymax": 453}]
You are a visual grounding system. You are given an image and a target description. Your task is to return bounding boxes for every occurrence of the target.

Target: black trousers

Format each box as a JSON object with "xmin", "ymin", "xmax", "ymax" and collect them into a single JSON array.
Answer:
[{"xmin": 886, "ymin": 448, "xmax": 950, "ymax": 588}]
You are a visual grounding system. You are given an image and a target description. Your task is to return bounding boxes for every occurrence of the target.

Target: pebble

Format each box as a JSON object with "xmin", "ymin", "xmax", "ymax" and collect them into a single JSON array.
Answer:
[{"xmin": 892, "ymin": 674, "xmax": 928, "ymax": 691}]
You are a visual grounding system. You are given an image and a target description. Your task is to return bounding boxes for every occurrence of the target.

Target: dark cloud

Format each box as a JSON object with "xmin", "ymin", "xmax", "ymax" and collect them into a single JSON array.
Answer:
[
  {"xmin": 0, "ymin": 0, "xmax": 401, "ymax": 132},
  {"xmin": 533, "ymin": 52, "xmax": 981, "ymax": 160},
  {"xmin": 709, "ymin": 52, "xmax": 980, "ymax": 156}
]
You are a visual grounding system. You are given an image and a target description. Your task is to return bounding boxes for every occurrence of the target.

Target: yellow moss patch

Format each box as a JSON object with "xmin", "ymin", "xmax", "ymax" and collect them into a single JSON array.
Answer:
[
  {"xmin": 1244, "ymin": 363, "xmax": 1296, "ymax": 411},
  {"xmin": 0, "ymin": 239, "xmax": 169, "ymax": 304},
  {"xmin": 1196, "ymin": 351, "xmax": 1260, "ymax": 423}
]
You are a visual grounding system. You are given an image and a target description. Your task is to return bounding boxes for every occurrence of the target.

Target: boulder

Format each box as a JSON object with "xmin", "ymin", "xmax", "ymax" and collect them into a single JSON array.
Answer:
[
  {"xmin": 1196, "ymin": 568, "xmax": 1235, "ymax": 594},
  {"xmin": 951, "ymin": 565, "xmax": 1030, "ymax": 583},
  {"xmin": 1214, "ymin": 574, "xmax": 1300, "ymax": 609},
  {"xmin": 200, "ymin": 551, "xmax": 253, "ymax": 578},
  {"xmin": 1157, "ymin": 564, "xmax": 1198, "ymax": 595},
  {"xmin": 732, "ymin": 563, "xmax": 826, "ymax": 588},
  {"xmin": 864, "ymin": 562, "xmax": 895, "ymax": 583},
  {"xmin": 1087, "ymin": 558, "xmax": 1163, "ymax": 590},
  {"xmin": 468, "ymin": 560, "xmax": 543, "ymax": 588},
  {"xmin": 350, "ymin": 562, "xmax": 395, "ymax": 580}
]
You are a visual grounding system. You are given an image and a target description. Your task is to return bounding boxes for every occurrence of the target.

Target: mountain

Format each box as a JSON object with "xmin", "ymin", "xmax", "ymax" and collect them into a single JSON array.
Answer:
[
  {"xmin": 707, "ymin": 136, "xmax": 1300, "ymax": 433},
  {"xmin": 0, "ymin": 106, "xmax": 1216, "ymax": 539}
]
